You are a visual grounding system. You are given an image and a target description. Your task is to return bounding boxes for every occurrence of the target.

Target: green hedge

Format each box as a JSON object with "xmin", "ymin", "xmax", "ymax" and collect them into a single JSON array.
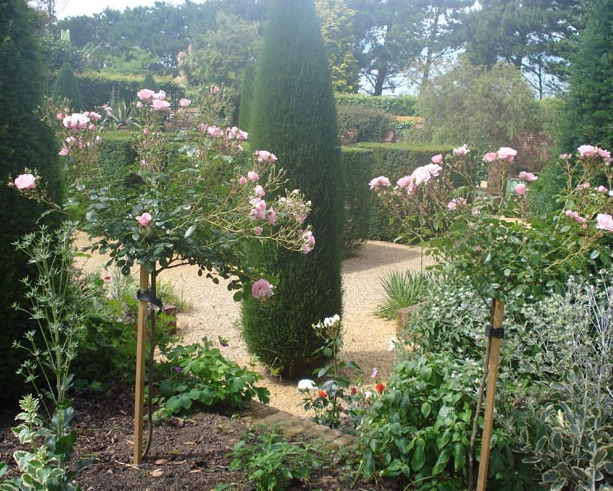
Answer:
[
  {"xmin": 98, "ymin": 131, "xmax": 136, "ymax": 182},
  {"xmin": 342, "ymin": 146, "xmax": 374, "ymax": 253},
  {"xmin": 337, "ymin": 105, "xmax": 393, "ymax": 143},
  {"xmin": 335, "ymin": 93, "xmax": 417, "ymax": 116}
]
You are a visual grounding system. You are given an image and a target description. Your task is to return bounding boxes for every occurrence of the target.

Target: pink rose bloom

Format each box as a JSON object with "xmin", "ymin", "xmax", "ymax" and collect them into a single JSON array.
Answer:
[
  {"xmin": 518, "ymin": 171, "xmax": 538, "ymax": 182},
  {"xmin": 229, "ymin": 127, "xmax": 248, "ymax": 141},
  {"xmin": 153, "ymin": 90, "xmax": 166, "ymax": 100},
  {"xmin": 497, "ymin": 147, "xmax": 518, "ymax": 162},
  {"xmin": 483, "ymin": 152, "xmax": 498, "ymax": 163},
  {"xmin": 179, "ymin": 98, "xmax": 191, "ymax": 108},
  {"xmin": 249, "ymin": 197, "xmax": 267, "ymax": 220},
  {"xmin": 137, "ymin": 101, "xmax": 143, "ymax": 108},
  {"xmin": 595, "ymin": 185, "xmax": 608, "ymax": 193},
  {"xmin": 63, "ymin": 113, "xmax": 90, "ymax": 130},
  {"xmin": 596, "ymin": 214, "xmax": 613, "ymax": 231},
  {"xmin": 397, "ymin": 175, "xmax": 411, "ymax": 189},
  {"xmin": 598, "ymin": 147, "xmax": 612, "ymax": 162},
  {"xmin": 254, "ymin": 226, "xmax": 263, "ymax": 236},
  {"xmin": 95, "ymin": 136, "xmax": 102, "ymax": 144},
  {"xmin": 248, "ymin": 171, "xmax": 259, "ymax": 182},
  {"xmin": 447, "ymin": 198, "xmax": 466, "ymax": 210},
  {"xmin": 210, "ymin": 85, "xmax": 220, "ymax": 95},
  {"xmin": 255, "ymin": 150, "xmax": 278, "ymax": 163},
  {"xmin": 565, "ymin": 209, "xmax": 586, "ymax": 223},
  {"xmin": 59, "ymin": 146, "xmax": 69, "ymax": 156},
  {"xmin": 14, "ymin": 173, "xmax": 36, "ymax": 190},
  {"xmin": 137, "ymin": 88, "xmax": 155, "ymax": 100},
  {"xmin": 431, "ymin": 154, "xmax": 443, "ymax": 164},
  {"xmin": 476, "ymin": 245, "xmax": 482, "ymax": 252},
  {"xmin": 88, "ymin": 111, "xmax": 102, "ymax": 121},
  {"xmin": 151, "ymin": 99, "xmax": 170, "ymax": 111},
  {"xmin": 238, "ymin": 176, "xmax": 248, "ymax": 185},
  {"xmin": 302, "ymin": 230, "xmax": 316, "ymax": 254},
  {"xmin": 252, "ymin": 278, "xmax": 274, "ymax": 299},
  {"xmin": 369, "ymin": 176, "xmax": 391, "ymax": 190},
  {"xmin": 578, "ymin": 145, "xmax": 598, "ymax": 158},
  {"xmin": 136, "ymin": 213, "xmax": 152, "ymax": 227},
  {"xmin": 254, "ymin": 185, "xmax": 265, "ymax": 197},
  {"xmin": 514, "ymin": 183, "xmax": 526, "ymax": 196},
  {"xmin": 266, "ymin": 208, "xmax": 277, "ymax": 225},
  {"xmin": 207, "ymin": 125, "xmax": 222, "ymax": 137},
  {"xmin": 56, "ymin": 112, "xmax": 65, "ymax": 120},
  {"xmin": 453, "ymin": 144, "xmax": 469, "ymax": 156}
]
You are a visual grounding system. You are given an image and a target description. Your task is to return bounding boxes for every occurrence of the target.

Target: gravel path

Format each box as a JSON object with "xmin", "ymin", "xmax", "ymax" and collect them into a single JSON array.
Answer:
[{"xmin": 76, "ymin": 239, "xmax": 431, "ymax": 416}]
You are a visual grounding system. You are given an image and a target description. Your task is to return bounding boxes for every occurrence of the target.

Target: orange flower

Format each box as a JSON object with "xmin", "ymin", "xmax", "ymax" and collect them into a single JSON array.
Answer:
[
  {"xmin": 317, "ymin": 390, "xmax": 328, "ymax": 399},
  {"xmin": 375, "ymin": 383, "xmax": 386, "ymax": 394}
]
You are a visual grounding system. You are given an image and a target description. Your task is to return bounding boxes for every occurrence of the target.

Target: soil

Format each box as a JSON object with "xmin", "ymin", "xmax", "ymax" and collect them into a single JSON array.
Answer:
[{"xmin": 0, "ymin": 240, "xmax": 428, "ymax": 489}]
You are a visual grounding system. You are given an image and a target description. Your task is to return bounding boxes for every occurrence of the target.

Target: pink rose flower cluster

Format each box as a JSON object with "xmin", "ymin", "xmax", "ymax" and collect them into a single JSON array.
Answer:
[
  {"xmin": 57, "ymin": 112, "xmax": 103, "ymax": 156},
  {"xmin": 447, "ymin": 197, "xmax": 466, "ymax": 210},
  {"xmin": 369, "ymin": 176, "xmax": 391, "ymax": 191},
  {"xmin": 596, "ymin": 213, "xmax": 613, "ymax": 232},
  {"xmin": 137, "ymin": 88, "xmax": 170, "ymax": 111},
  {"xmin": 277, "ymin": 190, "xmax": 311, "ymax": 224},
  {"xmin": 483, "ymin": 147, "xmax": 518, "ymax": 163},
  {"xmin": 577, "ymin": 145, "xmax": 612, "ymax": 163},
  {"xmin": 136, "ymin": 212, "xmax": 152, "ymax": 227},
  {"xmin": 397, "ymin": 163, "xmax": 442, "ymax": 195},
  {"xmin": 198, "ymin": 124, "xmax": 248, "ymax": 153},
  {"xmin": 453, "ymin": 144, "xmax": 470, "ymax": 156}
]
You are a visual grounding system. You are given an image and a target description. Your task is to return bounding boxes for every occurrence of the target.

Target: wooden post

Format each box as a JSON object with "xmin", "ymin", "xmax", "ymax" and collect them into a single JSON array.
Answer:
[
  {"xmin": 476, "ymin": 299, "xmax": 505, "ymax": 490},
  {"xmin": 133, "ymin": 266, "xmax": 149, "ymax": 465}
]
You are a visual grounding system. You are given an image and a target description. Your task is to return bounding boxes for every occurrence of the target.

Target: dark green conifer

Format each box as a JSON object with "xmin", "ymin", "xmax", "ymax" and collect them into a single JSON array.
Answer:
[
  {"xmin": 52, "ymin": 61, "xmax": 83, "ymax": 111},
  {"xmin": 0, "ymin": 0, "xmax": 63, "ymax": 401},
  {"xmin": 241, "ymin": 0, "xmax": 344, "ymax": 378}
]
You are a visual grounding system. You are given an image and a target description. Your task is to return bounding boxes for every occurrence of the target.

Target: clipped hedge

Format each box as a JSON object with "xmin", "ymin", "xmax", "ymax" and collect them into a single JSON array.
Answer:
[
  {"xmin": 337, "ymin": 105, "xmax": 393, "ymax": 143},
  {"xmin": 335, "ymin": 93, "xmax": 417, "ymax": 116},
  {"xmin": 342, "ymin": 146, "xmax": 374, "ymax": 253},
  {"xmin": 98, "ymin": 131, "xmax": 136, "ymax": 182}
]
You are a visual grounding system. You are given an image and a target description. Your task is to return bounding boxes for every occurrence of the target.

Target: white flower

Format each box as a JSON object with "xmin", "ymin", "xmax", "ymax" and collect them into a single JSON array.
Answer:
[
  {"xmin": 323, "ymin": 314, "xmax": 341, "ymax": 328},
  {"xmin": 297, "ymin": 379, "xmax": 317, "ymax": 392},
  {"xmin": 388, "ymin": 337, "xmax": 399, "ymax": 351}
]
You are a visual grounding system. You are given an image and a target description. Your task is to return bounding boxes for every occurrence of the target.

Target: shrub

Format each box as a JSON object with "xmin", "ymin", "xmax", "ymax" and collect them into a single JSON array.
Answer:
[
  {"xmin": 336, "ymin": 104, "xmax": 392, "ymax": 143},
  {"xmin": 375, "ymin": 270, "xmax": 435, "ymax": 319},
  {"xmin": 335, "ymin": 93, "xmax": 417, "ymax": 116},
  {"xmin": 241, "ymin": 0, "xmax": 344, "ymax": 377},
  {"xmin": 52, "ymin": 62, "xmax": 83, "ymax": 111},
  {"xmin": 341, "ymin": 146, "xmax": 373, "ymax": 253}
]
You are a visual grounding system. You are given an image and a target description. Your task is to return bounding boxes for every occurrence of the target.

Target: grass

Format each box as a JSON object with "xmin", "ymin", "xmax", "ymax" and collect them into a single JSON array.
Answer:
[{"xmin": 375, "ymin": 270, "xmax": 434, "ymax": 319}]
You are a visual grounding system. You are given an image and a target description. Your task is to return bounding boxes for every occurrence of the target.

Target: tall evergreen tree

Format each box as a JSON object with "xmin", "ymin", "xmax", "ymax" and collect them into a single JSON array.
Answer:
[
  {"xmin": 0, "ymin": 0, "xmax": 63, "ymax": 401},
  {"xmin": 559, "ymin": 0, "xmax": 613, "ymax": 151},
  {"xmin": 241, "ymin": 0, "xmax": 344, "ymax": 378}
]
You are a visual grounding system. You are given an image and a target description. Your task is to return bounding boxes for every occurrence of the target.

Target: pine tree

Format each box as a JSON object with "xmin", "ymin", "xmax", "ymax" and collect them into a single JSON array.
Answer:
[
  {"xmin": 52, "ymin": 61, "xmax": 83, "ymax": 110},
  {"xmin": 241, "ymin": 0, "xmax": 344, "ymax": 378},
  {"xmin": 0, "ymin": 0, "xmax": 63, "ymax": 401},
  {"xmin": 559, "ymin": 0, "xmax": 613, "ymax": 151}
]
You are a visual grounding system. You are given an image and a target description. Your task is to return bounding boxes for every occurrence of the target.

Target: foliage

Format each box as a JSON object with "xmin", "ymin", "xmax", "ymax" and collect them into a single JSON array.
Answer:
[
  {"xmin": 155, "ymin": 338, "xmax": 270, "ymax": 418},
  {"xmin": 461, "ymin": 0, "xmax": 582, "ymax": 97},
  {"xmin": 241, "ymin": 0, "xmax": 345, "ymax": 377},
  {"xmin": 502, "ymin": 275, "xmax": 613, "ymax": 490},
  {"xmin": 341, "ymin": 146, "xmax": 373, "ymax": 253},
  {"xmin": 335, "ymin": 93, "xmax": 417, "ymax": 115},
  {"xmin": 0, "ymin": 395, "xmax": 80, "ymax": 491},
  {"xmin": 52, "ymin": 62, "xmax": 83, "ymax": 111},
  {"xmin": 336, "ymin": 104, "xmax": 392, "ymax": 143},
  {"xmin": 375, "ymin": 270, "xmax": 434, "ymax": 320},
  {"xmin": 299, "ymin": 315, "xmax": 362, "ymax": 428},
  {"xmin": 357, "ymin": 353, "xmax": 527, "ymax": 488},
  {"xmin": 229, "ymin": 427, "xmax": 325, "ymax": 491},
  {"xmin": 0, "ymin": 0, "xmax": 63, "ymax": 402},
  {"xmin": 559, "ymin": 0, "xmax": 613, "ymax": 152},
  {"xmin": 417, "ymin": 59, "xmax": 540, "ymax": 151},
  {"xmin": 315, "ymin": 0, "xmax": 360, "ymax": 93}
]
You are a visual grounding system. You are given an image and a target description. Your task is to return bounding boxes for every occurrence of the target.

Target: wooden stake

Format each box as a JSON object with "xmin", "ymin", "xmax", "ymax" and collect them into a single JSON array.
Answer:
[
  {"xmin": 133, "ymin": 266, "xmax": 149, "ymax": 465},
  {"xmin": 476, "ymin": 299, "xmax": 505, "ymax": 491}
]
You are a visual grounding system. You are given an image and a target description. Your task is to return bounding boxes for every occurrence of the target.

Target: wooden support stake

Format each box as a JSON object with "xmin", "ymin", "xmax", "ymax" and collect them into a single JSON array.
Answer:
[
  {"xmin": 133, "ymin": 266, "xmax": 149, "ymax": 465},
  {"xmin": 476, "ymin": 299, "xmax": 505, "ymax": 490}
]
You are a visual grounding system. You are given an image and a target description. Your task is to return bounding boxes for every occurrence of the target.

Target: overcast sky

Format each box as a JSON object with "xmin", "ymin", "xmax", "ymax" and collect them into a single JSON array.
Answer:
[{"xmin": 55, "ymin": 0, "xmax": 191, "ymax": 19}]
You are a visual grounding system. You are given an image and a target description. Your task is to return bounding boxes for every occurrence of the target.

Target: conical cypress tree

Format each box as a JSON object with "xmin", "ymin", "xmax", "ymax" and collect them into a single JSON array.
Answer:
[
  {"xmin": 241, "ymin": 0, "xmax": 345, "ymax": 378},
  {"xmin": 559, "ymin": 0, "xmax": 613, "ymax": 151},
  {"xmin": 0, "ymin": 0, "xmax": 63, "ymax": 401},
  {"xmin": 52, "ymin": 61, "xmax": 83, "ymax": 111}
]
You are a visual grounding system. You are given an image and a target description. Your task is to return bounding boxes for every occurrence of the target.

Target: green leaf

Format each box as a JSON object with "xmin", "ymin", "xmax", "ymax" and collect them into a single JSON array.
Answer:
[
  {"xmin": 542, "ymin": 469, "xmax": 561, "ymax": 483},
  {"xmin": 590, "ymin": 249, "xmax": 600, "ymax": 260},
  {"xmin": 411, "ymin": 438, "xmax": 426, "ymax": 470},
  {"xmin": 421, "ymin": 402, "xmax": 432, "ymax": 418},
  {"xmin": 184, "ymin": 224, "xmax": 197, "ymax": 238}
]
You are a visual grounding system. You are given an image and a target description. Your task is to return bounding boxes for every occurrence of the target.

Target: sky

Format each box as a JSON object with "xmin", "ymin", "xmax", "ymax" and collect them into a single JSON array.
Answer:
[{"xmin": 55, "ymin": 0, "xmax": 190, "ymax": 19}]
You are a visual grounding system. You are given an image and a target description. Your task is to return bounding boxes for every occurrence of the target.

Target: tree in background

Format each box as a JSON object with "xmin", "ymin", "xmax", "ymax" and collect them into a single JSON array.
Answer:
[
  {"xmin": 559, "ymin": 0, "xmax": 613, "ymax": 152},
  {"xmin": 461, "ymin": 0, "xmax": 582, "ymax": 97},
  {"xmin": 0, "ymin": 0, "xmax": 63, "ymax": 401},
  {"xmin": 52, "ymin": 61, "xmax": 83, "ymax": 110},
  {"xmin": 241, "ymin": 0, "xmax": 344, "ymax": 378},
  {"xmin": 315, "ymin": 0, "xmax": 360, "ymax": 93},
  {"xmin": 417, "ymin": 58, "xmax": 539, "ymax": 153}
]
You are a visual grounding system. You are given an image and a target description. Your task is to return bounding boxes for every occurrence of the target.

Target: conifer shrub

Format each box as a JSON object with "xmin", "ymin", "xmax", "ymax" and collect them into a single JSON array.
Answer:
[
  {"xmin": 241, "ymin": 0, "xmax": 344, "ymax": 377},
  {"xmin": 0, "ymin": 0, "xmax": 63, "ymax": 401},
  {"xmin": 52, "ymin": 62, "xmax": 83, "ymax": 111}
]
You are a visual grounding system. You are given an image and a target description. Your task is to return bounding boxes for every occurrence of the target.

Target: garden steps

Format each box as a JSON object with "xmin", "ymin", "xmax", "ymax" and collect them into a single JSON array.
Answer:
[{"xmin": 238, "ymin": 401, "xmax": 356, "ymax": 450}]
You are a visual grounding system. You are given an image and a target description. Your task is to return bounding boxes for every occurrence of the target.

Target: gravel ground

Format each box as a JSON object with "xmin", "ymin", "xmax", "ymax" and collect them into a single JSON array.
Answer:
[{"xmin": 76, "ymin": 238, "xmax": 431, "ymax": 416}]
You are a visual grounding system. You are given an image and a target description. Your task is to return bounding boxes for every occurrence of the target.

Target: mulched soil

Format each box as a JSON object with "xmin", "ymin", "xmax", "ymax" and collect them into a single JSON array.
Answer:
[{"xmin": 0, "ymin": 386, "xmax": 397, "ymax": 490}]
